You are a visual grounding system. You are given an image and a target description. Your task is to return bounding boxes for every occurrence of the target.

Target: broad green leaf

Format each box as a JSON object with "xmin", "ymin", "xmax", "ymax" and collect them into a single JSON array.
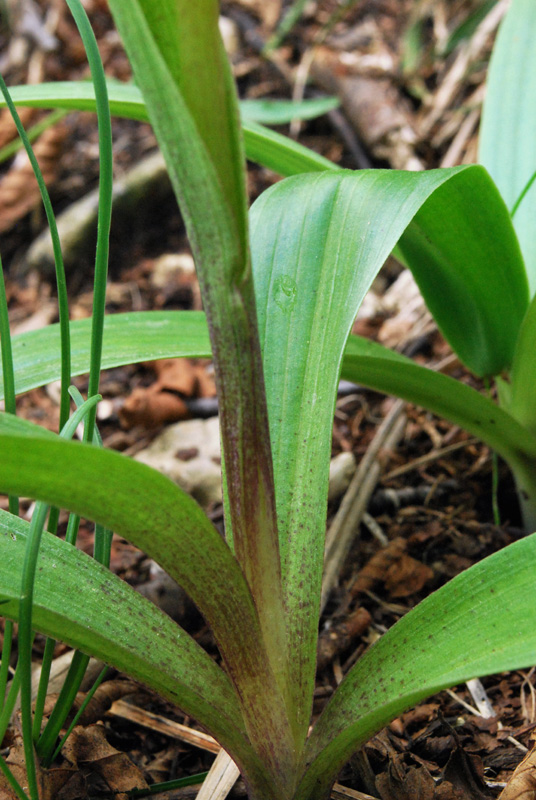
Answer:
[
  {"xmin": 7, "ymin": 307, "xmax": 536, "ymax": 474},
  {"xmin": 479, "ymin": 0, "xmax": 536, "ymax": 293},
  {"xmin": 396, "ymin": 166, "xmax": 528, "ymax": 376},
  {"xmin": 243, "ymin": 119, "xmax": 336, "ymax": 174},
  {"xmin": 297, "ymin": 534, "xmax": 536, "ymax": 800},
  {"xmin": 342, "ymin": 334, "xmax": 536, "ymax": 473},
  {"xmin": 107, "ymin": 4, "xmax": 291, "ymax": 751},
  {"xmin": 249, "ymin": 164, "xmax": 529, "ymax": 737},
  {"xmin": 5, "ymin": 82, "xmax": 339, "ymax": 126},
  {"xmin": 239, "ymin": 96, "xmax": 339, "ymax": 124},
  {"xmin": 0, "ymin": 422, "xmax": 292, "ymax": 788},
  {"xmin": 0, "ymin": 509, "xmax": 253, "ymax": 765},
  {"xmin": 4, "ymin": 82, "xmax": 337, "ymax": 177},
  {"xmin": 0, "ymin": 311, "xmax": 211, "ymax": 400}
]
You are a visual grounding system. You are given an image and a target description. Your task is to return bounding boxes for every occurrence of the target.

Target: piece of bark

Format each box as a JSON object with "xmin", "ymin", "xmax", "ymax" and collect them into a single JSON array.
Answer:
[
  {"xmin": 311, "ymin": 45, "xmax": 422, "ymax": 170},
  {"xmin": 317, "ymin": 606, "xmax": 372, "ymax": 672}
]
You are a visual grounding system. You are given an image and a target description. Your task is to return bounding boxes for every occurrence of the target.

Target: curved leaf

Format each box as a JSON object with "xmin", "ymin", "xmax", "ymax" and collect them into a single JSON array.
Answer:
[
  {"xmin": 342, "ymin": 334, "xmax": 536, "ymax": 464},
  {"xmin": 4, "ymin": 82, "xmax": 337, "ymax": 177},
  {"xmin": 0, "ymin": 311, "xmax": 211, "ymax": 400},
  {"xmin": 297, "ymin": 533, "xmax": 536, "ymax": 800},
  {"xmin": 249, "ymin": 164, "xmax": 527, "ymax": 734},
  {"xmin": 396, "ymin": 166, "xmax": 528, "ymax": 376},
  {"xmin": 0, "ymin": 422, "xmax": 291, "ymax": 784},
  {"xmin": 479, "ymin": 0, "xmax": 536, "ymax": 292},
  {"xmin": 104, "ymin": 7, "xmax": 291, "ymax": 729},
  {"xmin": 508, "ymin": 290, "xmax": 536, "ymax": 436},
  {"xmin": 0, "ymin": 509, "xmax": 250, "ymax": 763}
]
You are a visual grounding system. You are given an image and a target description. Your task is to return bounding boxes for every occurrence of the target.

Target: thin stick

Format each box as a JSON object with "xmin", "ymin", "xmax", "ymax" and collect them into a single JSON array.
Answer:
[
  {"xmin": 195, "ymin": 749, "xmax": 240, "ymax": 800},
  {"xmin": 108, "ymin": 699, "xmax": 221, "ymax": 754},
  {"xmin": 321, "ymin": 401, "xmax": 407, "ymax": 612}
]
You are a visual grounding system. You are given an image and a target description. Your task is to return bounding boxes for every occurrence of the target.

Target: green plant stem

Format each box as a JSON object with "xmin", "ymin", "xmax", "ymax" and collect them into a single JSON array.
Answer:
[
  {"xmin": 510, "ymin": 168, "xmax": 536, "ymax": 219},
  {"xmin": 0, "ymin": 109, "xmax": 67, "ymax": 164},
  {"xmin": 36, "ymin": 391, "xmax": 110, "ymax": 762},
  {"xmin": 0, "ymin": 663, "xmax": 21, "ymax": 744},
  {"xmin": 127, "ymin": 773, "xmax": 208, "ymax": 797},
  {"xmin": 19, "ymin": 501, "xmax": 49, "ymax": 800},
  {"xmin": 49, "ymin": 665, "xmax": 108, "ymax": 764},
  {"xmin": 18, "ymin": 395, "xmax": 101, "ymax": 797},
  {"xmin": 0, "ymin": 619, "xmax": 12, "ymax": 712},
  {"xmin": 32, "ymin": 637, "xmax": 56, "ymax": 741},
  {"xmin": 65, "ymin": 0, "xmax": 112, "ymax": 444},
  {"xmin": 264, "ymin": 0, "xmax": 309, "ymax": 52},
  {"xmin": 0, "ymin": 77, "xmax": 71, "ymax": 431},
  {"xmin": 38, "ymin": 651, "xmax": 90, "ymax": 765},
  {"xmin": 0, "ymin": 256, "xmax": 18, "ymax": 516},
  {"xmin": 64, "ymin": 512, "xmax": 81, "ymax": 545},
  {"xmin": 0, "ymin": 257, "xmax": 17, "ymax": 707},
  {"xmin": 0, "ymin": 754, "xmax": 30, "ymax": 800}
]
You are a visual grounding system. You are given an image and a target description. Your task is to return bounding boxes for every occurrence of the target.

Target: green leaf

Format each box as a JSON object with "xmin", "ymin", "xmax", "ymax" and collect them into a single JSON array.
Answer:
[
  {"xmin": 0, "ymin": 510, "xmax": 252, "ymax": 766},
  {"xmin": 0, "ymin": 311, "xmax": 211, "ymax": 400},
  {"xmin": 508, "ymin": 291, "xmax": 536, "ymax": 436},
  {"xmin": 479, "ymin": 0, "xmax": 536, "ymax": 293},
  {"xmin": 0, "ymin": 422, "xmax": 291, "ymax": 791},
  {"xmin": 396, "ymin": 166, "xmax": 528, "ymax": 376},
  {"xmin": 342, "ymin": 333, "xmax": 536, "ymax": 465},
  {"xmin": 239, "ymin": 96, "xmax": 339, "ymax": 124},
  {"xmin": 443, "ymin": 0, "xmax": 499, "ymax": 55},
  {"xmin": 297, "ymin": 533, "xmax": 536, "ymax": 800},
  {"xmin": 249, "ymin": 165, "xmax": 529, "ymax": 734},
  {"xmin": 3, "ymin": 82, "xmax": 337, "ymax": 177},
  {"xmin": 106, "ymin": 5, "xmax": 293, "ymax": 762}
]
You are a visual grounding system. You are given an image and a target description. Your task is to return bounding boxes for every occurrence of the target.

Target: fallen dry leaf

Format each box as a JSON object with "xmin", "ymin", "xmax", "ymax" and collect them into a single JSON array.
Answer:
[
  {"xmin": 384, "ymin": 553, "xmax": 434, "ymax": 598},
  {"xmin": 120, "ymin": 358, "xmax": 215, "ymax": 428},
  {"xmin": 498, "ymin": 742, "xmax": 536, "ymax": 800},
  {"xmin": 350, "ymin": 537, "xmax": 407, "ymax": 596},
  {"xmin": 0, "ymin": 120, "xmax": 68, "ymax": 234},
  {"xmin": 375, "ymin": 754, "xmax": 435, "ymax": 800},
  {"xmin": 61, "ymin": 723, "xmax": 148, "ymax": 794}
]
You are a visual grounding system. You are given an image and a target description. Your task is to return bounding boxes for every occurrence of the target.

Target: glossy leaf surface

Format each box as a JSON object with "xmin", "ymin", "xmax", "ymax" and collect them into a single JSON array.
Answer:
[
  {"xmin": 0, "ymin": 510, "xmax": 251, "ymax": 762},
  {"xmin": 397, "ymin": 166, "xmax": 528, "ymax": 376},
  {"xmin": 479, "ymin": 0, "xmax": 536, "ymax": 292},
  {"xmin": 0, "ymin": 311, "xmax": 211, "ymax": 399},
  {"xmin": 0, "ymin": 418, "xmax": 290, "ymax": 787},
  {"xmin": 104, "ymin": 5, "xmax": 290, "ymax": 721},
  {"xmin": 4, "ymin": 82, "xmax": 337, "ymax": 177},
  {"xmin": 249, "ymin": 163, "xmax": 524, "ymax": 735},
  {"xmin": 342, "ymin": 334, "xmax": 536, "ymax": 464},
  {"xmin": 297, "ymin": 534, "xmax": 536, "ymax": 799},
  {"xmin": 508, "ymin": 291, "xmax": 536, "ymax": 435}
]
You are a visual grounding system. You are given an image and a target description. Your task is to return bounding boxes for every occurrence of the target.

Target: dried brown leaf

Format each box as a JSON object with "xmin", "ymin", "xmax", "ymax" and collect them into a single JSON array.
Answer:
[
  {"xmin": 0, "ymin": 121, "xmax": 68, "ymax": 234},
  {"xmin": 498, "ymin": 743, "xmax": 536, "ymax": 800}
]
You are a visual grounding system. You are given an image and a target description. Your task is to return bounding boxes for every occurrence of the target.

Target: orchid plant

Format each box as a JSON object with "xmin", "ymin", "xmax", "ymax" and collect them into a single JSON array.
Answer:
[{"xmin": 0, "ymin": 1, "xmax": 535, "ymax": 799}]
